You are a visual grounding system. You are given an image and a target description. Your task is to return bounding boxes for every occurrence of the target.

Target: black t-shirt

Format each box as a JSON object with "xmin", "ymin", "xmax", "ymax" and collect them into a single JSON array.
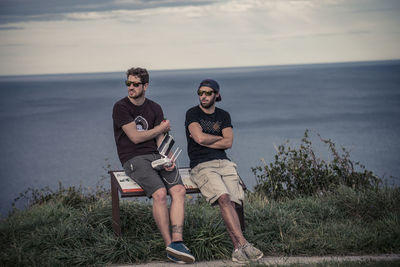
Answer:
[
  {"xmin": 112, "ymin": 97, "xmax": 163, "ymax": 165},
  {"xmin": 185, "ymin": 105, "xmax": 232, "ymax": 168}
]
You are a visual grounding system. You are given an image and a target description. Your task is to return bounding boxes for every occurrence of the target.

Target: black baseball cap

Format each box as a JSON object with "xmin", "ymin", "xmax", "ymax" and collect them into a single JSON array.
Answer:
[{"xmin": 198, "ymin": 79, "xmax": 221, "ymax": 101}]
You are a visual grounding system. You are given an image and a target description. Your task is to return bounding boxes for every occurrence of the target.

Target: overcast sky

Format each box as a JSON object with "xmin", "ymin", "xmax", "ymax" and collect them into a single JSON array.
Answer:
[{"xmin": 0, "ymin": 0, "xmax": 399, "ymax": 75}]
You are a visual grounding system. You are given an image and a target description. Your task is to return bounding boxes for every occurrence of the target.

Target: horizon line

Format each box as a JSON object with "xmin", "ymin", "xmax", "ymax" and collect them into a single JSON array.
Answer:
[{"xmin": 1, "ymin": 58, "xmax": 399, "ymax": 78}]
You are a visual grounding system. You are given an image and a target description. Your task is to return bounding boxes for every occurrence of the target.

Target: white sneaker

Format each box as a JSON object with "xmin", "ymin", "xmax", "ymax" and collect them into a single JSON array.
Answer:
[
  {"xmin": 242, "ymin": 242, "xmax": 263, "ymax": 261},
  {"xmin": 232, "ymin": 247, "xmax": 249, "ymax": 263}
]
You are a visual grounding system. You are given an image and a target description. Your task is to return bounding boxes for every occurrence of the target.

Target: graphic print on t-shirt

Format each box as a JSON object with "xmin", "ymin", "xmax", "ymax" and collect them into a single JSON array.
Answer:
[
  {"xmin": 200, "ymin": 119, "xmax": 221, "ymax": 135},
  {"xmin": 134, "ymin": 116, "xmax": 148, "ymax": 131}
]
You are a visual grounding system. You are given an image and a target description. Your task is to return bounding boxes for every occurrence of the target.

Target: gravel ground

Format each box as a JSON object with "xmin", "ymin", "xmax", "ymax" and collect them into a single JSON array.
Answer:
[{"xmin": 110, "ymin": 254, "xmax": 400, "ymax": 266}]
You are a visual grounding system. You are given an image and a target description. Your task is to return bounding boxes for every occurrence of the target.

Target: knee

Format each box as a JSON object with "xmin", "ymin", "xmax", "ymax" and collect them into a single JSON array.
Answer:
[
  {"xmin": 152, "ymin": 188, "xmax": 167, "ymax": 204},
  {"xmin": 170, "ymin": 185, "xmax": 186, "ymax": 200},
  {"xmin": 218, "ymin": 193, "xmax": 231, "ymax": 206}
]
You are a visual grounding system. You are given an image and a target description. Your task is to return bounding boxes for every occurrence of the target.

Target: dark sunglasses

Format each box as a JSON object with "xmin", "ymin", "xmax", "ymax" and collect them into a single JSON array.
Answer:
[
  {"xmin": 197, "ymin": 90, "xmax": 215, "ymax": 96},
  {"xmin": 125, "ymin": 80, "xmax": 144, "ymax": 87}
]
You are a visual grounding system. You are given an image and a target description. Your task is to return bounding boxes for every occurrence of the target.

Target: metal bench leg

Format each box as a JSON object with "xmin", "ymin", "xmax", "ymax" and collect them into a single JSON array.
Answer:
[{"xmin": 111, "ymin": 174, "xmax": 121, "ymax": 236}]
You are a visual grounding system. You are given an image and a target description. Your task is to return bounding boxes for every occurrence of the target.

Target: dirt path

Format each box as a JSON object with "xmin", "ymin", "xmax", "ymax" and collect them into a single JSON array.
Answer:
[{"xmin": 111, "ymin": 254, "xmax": 400, "ymax": 266}]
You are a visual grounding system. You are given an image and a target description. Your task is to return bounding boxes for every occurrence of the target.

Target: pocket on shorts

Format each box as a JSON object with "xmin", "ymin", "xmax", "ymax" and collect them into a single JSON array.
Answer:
[
  {"xmin": 192, "ymin": 172, "xmax": 219, "ymax": 203},
  {"xmin": 123, "ymin": 159, "xmax": 136, "ymax": 176},
  {"xmin": 221, "ymin": 162, "xmax": 244, "ymax": 204},
  {"xmin": 193, "ymin": 173, "xmax": 209, "ymax": 188}
]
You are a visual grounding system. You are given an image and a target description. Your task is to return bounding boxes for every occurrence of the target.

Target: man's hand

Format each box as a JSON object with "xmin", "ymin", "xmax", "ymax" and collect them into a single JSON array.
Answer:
[
  {"xmin": 163, "ymin": 148, "xmax": 177, "ymax": 171},
  {"xmin": 164, "ymin": 161, "xmax": 176, "ymax": 171},
  {"xmin": 158, "ymin": 119, "xmax": 171, "ymax": 133}
]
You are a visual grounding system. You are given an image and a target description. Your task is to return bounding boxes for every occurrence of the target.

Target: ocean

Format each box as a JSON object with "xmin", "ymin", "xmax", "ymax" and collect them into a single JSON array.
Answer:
[{"xmin": 1, "ymin": 60, "xmax": 399, "ymax": 217}]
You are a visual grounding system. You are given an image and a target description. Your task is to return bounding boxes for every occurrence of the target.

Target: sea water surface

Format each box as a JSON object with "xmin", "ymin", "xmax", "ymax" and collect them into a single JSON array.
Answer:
[{"xmin": 1, "ymin": 60, "xmax": 399, "ymax": 216}]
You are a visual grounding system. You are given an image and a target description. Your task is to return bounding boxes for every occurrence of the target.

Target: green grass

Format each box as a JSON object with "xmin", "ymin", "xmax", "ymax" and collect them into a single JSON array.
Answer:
[{"xmin": 1, "ymin": 185, "xmax": 399, "ymax": 266}]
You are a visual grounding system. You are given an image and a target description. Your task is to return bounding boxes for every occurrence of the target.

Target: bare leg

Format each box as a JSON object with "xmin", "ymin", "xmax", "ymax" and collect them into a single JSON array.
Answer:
[
  {"xmin": 218, "ymin": 194, "xmax": 247, "ymax": 249},
  {"xmin": 152, "ymin": 187, "xmax": 171, "ymax": 246},
  {"xmin": 168, "ymin": 184, "xmax": 186, "ymax": 242}
]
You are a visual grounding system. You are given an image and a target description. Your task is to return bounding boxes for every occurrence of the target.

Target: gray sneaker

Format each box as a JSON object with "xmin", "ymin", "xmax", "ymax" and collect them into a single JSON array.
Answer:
[
  {"xmin": 232, "ymin": 247, "xmax": 249, "ymax": 264},
  {"xmin": 242, "ymin": 242, "xmax": 263, "ymax": 261}
]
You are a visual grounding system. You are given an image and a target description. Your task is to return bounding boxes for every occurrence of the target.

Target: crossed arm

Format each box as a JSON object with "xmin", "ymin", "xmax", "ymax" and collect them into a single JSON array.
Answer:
[{"xmin": 188, "ymin": 122, "xmax": 233, "ymax": 149}]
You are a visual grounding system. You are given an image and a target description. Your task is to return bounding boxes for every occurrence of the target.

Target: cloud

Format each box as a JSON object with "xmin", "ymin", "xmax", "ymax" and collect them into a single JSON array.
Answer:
[
  {"xmin": 0, "ymin": 0, "xmax": 399, "ymax": 75},
  {"xmin": 0, "ymin": 26, "xmax": 23, "ymax": 30},
  {"xmin": 0, "ymin": 0, "xmax": 217, "ymax": 24}
]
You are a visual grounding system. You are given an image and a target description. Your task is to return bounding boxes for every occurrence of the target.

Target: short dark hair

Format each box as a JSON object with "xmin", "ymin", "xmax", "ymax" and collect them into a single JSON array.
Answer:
[{"xmin": 126, "ymin": 67, "xmax": 149, "ymax": 84}]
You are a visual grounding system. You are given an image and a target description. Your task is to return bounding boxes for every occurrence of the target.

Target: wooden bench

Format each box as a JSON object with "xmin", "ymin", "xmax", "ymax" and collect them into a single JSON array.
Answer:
[{"xmin": 109, "ymin": 167, "xmax": 245, "ymax": 236}]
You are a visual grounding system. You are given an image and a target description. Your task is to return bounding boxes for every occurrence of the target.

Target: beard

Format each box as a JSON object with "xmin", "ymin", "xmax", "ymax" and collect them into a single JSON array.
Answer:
[
  {"xmin": 128, "ymin": 88, "xmax": 144, "ymax": 99},
  {"xmin": 200, "ymin": 95, "xmax": 216, "ymax": 109}
]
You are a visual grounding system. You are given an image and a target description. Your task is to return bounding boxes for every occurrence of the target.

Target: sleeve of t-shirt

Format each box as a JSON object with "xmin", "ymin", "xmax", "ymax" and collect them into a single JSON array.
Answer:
[
  {"xmin": 112, "ymin": 102, "xmax": 134, "ymax": 128},
  {"xmin": 185, "ymin": 108, "xmax": 199, "ymax": 127},
  {"xmin": 221, "ymin": 110, "xmax": 233, "ymax": 129}
]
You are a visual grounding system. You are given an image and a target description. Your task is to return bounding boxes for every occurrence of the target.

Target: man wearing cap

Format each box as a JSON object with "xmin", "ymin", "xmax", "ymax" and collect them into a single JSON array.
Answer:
[{"xmin": 185, "ymin": 79, "xmax": 264, "ymax": 263}]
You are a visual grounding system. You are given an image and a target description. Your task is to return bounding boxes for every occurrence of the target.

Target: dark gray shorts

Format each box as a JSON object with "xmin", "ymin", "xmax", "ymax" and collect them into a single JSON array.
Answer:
[{"xmin": 123, "ymin": 154, "xmax": 183, "ymax": 198}]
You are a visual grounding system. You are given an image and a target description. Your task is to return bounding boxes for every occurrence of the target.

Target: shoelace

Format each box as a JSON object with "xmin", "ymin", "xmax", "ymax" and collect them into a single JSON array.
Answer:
[{"xmin": 240, "ymin": 242, "xmax": 250, "ymax": 249}]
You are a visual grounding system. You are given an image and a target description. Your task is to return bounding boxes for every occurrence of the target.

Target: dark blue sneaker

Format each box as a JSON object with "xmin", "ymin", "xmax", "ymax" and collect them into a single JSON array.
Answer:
[
  {"xmin": 167, "ymin": 252, "xmax": 185, "ymax": 264},
  {"xmin": 166, "ymin": 241, "xmax": 195, "ymax": 263}
]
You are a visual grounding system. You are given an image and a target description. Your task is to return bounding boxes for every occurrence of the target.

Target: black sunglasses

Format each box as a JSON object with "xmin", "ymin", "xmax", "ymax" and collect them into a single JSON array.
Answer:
[
  {"xmin": 125, "ymin": 80, "xmax": 144, "ymax": 87},
  {"xmin": 197, "ymin": 90, "xmax": 215, "ymax": 96}
]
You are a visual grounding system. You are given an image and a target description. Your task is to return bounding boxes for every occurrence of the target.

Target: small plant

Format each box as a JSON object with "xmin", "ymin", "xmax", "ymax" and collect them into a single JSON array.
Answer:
[
  {"xmin": 252, "ymin": 130, "xmax": 383, "ymax": 200},
  {"xmin": 11, "ymin": 181, "xmax": 109, "ymax": 212},
  {"xmin": 10, "ymin": 159, "xmax": 113, "ymax": 214}
]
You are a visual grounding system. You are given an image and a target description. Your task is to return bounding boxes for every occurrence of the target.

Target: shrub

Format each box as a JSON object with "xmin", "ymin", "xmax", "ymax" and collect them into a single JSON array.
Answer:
[
  {"xmin": 251, "ymin": 130, "xmax": 383, "ymax": 200},
  {"xmin": 11, "ymin": 182, "xmax": 109, "ymax": 212}
]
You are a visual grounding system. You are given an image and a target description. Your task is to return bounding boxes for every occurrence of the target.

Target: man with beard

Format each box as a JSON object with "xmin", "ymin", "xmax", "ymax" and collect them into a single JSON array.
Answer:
[
  {"xmin": 112, "ymin": 67, "xmax": 195, "ymax": 264},
  {"xmin": 185, "ymin": 79, "xmax": 263, "ymax": 264}
]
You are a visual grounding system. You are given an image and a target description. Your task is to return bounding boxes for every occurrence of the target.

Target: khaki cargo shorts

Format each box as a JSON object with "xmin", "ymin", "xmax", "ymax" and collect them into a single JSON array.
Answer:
[{"xmin": 190, "ymin": 159, "xmax": 244, "ymax": 205}]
